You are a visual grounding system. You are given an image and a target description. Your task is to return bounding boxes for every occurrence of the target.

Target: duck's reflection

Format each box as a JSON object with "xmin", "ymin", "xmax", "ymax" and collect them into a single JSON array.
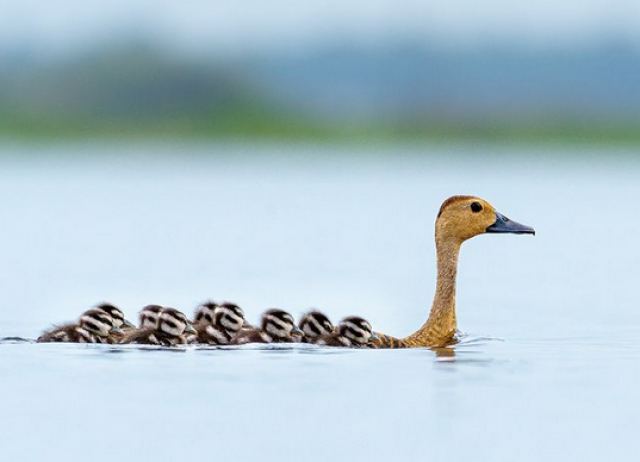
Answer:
[{"xmin": 432, "ymin": 347, "xmax": 456, "ymax": 360}]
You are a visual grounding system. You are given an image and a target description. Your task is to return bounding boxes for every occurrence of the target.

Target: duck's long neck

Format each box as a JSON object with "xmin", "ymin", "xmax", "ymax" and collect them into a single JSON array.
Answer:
[{"xmin": 405, "ymin": 236, "xmax": 461, "ymax": 347}]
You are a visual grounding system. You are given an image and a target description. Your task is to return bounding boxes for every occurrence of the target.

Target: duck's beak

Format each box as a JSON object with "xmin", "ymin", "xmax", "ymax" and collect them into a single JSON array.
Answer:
[
  {"xmin": 291, "ymin": 325, "xmax": 303, "ymax": 336},
  {"xmin": 122, "ymin": 319, "xmax": 135, "ymax": 329},
  {"xmin": 369, "ymin": 332, "xmax": 380, "ymax": 341},
  {"xmin": 486, "ymin": 212, "xmax": 535, "ymax": 235},
  {"xmin": 110, "ymin": 326, "xmax": 124, "ymax": 336},
  {"xmin": 185, "ymin": 324, "xmax": 197, "ymax": 335}
]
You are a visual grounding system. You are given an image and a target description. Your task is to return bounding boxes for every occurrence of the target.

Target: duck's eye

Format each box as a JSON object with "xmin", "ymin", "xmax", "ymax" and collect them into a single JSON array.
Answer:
[{"xmin": 470, "ymin": 202, "xmax": 483, "ymax": 213}]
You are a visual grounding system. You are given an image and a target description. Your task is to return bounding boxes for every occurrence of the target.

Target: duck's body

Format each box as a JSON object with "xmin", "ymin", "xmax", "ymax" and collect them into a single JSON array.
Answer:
[
  {"xmin": 316, "ymin": 316, "xmax": 377, "ymax": 348},
  {"xmin": 370, "ymin": 196, "xmax": 534, "ymax": 349},
  {"xmin": 38, "ymin": 309, "xmax": 122, "ymax": 344},
  {"xmin": 37, "ymin": 323, "xmax": 97, "ymax": 343},
  {"xmin": 232, "ymin": 309, "xmax": 302, "ymax": 345},
  {"xmin": 119, "ymin": 307, "xmax": 196, "ymax": 346},
  {"xmin": 119, "ymin": 327, "xmax": 189, "ymax": 346}
]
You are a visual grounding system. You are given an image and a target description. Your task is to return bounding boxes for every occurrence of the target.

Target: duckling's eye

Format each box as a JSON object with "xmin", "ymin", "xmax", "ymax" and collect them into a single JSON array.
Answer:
[{"xmin": 470, "ymin": 202, "xmax": 483, "ymax": 213}]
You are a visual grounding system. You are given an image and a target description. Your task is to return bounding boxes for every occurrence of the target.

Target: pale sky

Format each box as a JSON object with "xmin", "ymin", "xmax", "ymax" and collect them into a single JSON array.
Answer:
[{"xmin": 0, "ymin": 0, "xmax": 638, "ymax": 53}]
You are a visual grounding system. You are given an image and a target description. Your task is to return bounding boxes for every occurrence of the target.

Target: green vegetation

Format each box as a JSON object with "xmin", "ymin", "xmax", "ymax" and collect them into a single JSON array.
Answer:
[{"xmin": 1, "ymin": 109, "xmax": 639, "ymax": 146}]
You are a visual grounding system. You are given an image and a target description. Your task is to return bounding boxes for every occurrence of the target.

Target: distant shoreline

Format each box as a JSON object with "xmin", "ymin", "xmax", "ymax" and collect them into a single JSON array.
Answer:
[{"xmin": 1, "ymin": 115, "xmax": 639, "ymax": 146}]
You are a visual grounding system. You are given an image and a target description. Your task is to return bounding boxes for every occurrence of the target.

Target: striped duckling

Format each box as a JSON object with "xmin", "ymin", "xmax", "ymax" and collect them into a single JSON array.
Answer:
[
  {"xmin": 138, "ymin": 304, "xmax": 164, "ymax": 329},
  {"xmin": 232, "ymin": 309, "xmax": 302, "ymax": 345},
  {"xmin": 37, "ymin": 309, "xmax": 123, "ymax": 344},
  {"xmin": 120, "ymin": 307, "xmax": 196, "ymax": 346},
  {"xmin": 194, "ymin": 301, "xmax": 246, "ymax": 345},
  {"xmin": 316, "ymin": 316, "xmax": 378, "ymax": 348},
  {"xmin": 298, "ymin": 310, "xmax": 334, "ymax": 344},
  {"xmin": 94, "ymin": 302, "xmax": 134, "ymax": 342}
]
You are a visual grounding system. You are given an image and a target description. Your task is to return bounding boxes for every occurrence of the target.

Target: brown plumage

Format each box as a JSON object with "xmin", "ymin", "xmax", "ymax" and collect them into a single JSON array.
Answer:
[
  {"xmin": 370, "ymin": 195, "xmax": 534, "ymax": 349},
  {"xmin": 38, "ymin": 309, "xmax": 122, "ymax": 344}
]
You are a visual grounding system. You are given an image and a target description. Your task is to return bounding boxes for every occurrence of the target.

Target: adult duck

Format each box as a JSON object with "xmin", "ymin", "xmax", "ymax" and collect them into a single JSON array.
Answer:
[{"xmin": 371, "ymin": 195, "xmax": 534, "ymax": 349}]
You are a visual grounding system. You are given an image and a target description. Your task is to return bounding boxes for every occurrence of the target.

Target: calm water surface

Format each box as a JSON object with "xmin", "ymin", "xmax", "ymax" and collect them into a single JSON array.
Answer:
[{"xmin": 0, "ymin": 143, "xmax": 639, "ymax": 461}]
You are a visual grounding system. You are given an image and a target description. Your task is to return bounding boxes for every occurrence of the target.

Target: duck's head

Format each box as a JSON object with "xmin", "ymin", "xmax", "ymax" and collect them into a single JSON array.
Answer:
[
  {"xmin": 299, "ymin": 310, "xmax": 334, "ymax": 339},
  {"xmin": 336, "ymin": 316, "xmax": 378, "ymax": 346},
  {"xmin": 194, "ymin": 301, "xmax": 218, "ymax": 326},
  {"xmin": 213, "ymin": 303, "xmax": 246, "ymax": 334},
  {"xmin": 139, "ymin": 304, "xmax": 164, "ymax": 329},
  {"xmin": 95, "ymin": 303, "xmax": 134, "ymax": 329},
  {"xmin": 261, "ymin": 309, "xmax": 303, "ymax": 340},
  {"xmin": 158, "ymin": 307, "xmax": 197, "ymax": 337},
  {"xmin": 436, "ymin": 196, "xmax": 535, "ymax": 243},
  {"xmin": 79, "ymin": 309, "xmax": 122, "ymax": 338}
]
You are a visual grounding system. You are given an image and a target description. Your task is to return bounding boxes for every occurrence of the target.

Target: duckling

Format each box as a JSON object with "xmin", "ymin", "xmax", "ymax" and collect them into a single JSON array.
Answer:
[
  {"xmin": 119, "ymin": 307, "xmax": 196, "ymax": 346},
  {"xmin": 94, "ymin": 303, "xmax": 134, "ymax": 329},
  {"xmin": 370, "ymin": 195, "xmax": 535, "ymax": 348},
  {"xmin": 316, "ymin": 316, "xmax": 377, "ymax": 348},
  {"xmin": 232, "ymin": 309, "xmax": 302, "ymax": 345},
  {"xmin": 94, "ymin": 302, "xmax": 134, "ymax": 342},
  {"xmin": 195, "ymin": 302, "xmax": 246, "ymax": 345},
  {"xmin": 37, "ymin": 309, "xmax": 123, "ymax": 344},
  {"xmin": 298, "ymin": 310, "xmax": 334, "ymax": 344},
  {"xmin": 138, "ymin": 304, "xmax": 164, "ymax": 329},
  {"xmin": 194, "ymin": 301, "xmax": 218, "ymax": 325}
]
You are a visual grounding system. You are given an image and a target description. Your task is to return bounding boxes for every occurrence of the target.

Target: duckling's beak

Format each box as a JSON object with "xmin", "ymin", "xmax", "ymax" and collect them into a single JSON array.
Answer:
[
  {"xmin": 369, "ymin": 332, "xmax": 380, "ymax": 341},
  {"xmin": 122, "ymin": 319, "xmax": 135, "ymax": 329},
  {"xmin": 291, "ymin": 325, "xmax": 303, "ymax": 336},
  {"xmin": 486, "ymin": 212, "xmax": 535, "ymax": 235},
  {"xmin": 185, "ymin": 324, "xmax": 197, "ymax": 335},
  {"xmin": 110, "ymin": 326, "xmax": 124, "ymax": 336},
  {"xmin": 242, "ymin": 320, "xmax": 254, "ymax": 329}
]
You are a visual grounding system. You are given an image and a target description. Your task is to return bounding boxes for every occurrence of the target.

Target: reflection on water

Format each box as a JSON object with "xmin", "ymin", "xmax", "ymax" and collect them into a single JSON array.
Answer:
[{"xmin": 1, "ymin": 144, "xmax": 640, "ymax": 461}]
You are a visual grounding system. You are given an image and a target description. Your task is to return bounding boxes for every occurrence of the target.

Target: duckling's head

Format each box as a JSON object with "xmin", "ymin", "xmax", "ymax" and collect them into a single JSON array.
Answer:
[
  {"xmin": 79, "ymin": 309, "xmax": 120, "ymax": 338},
  {"xmin": 261, "ymin": 309, "xmax": 302, "ymax": 340},
  {"xmin": 95, "ymin": 303, "xmax": 134, "ymax": 329},
  {"xmin": 158, "ymin": 307, "xmax": 197, "ymax": 337},
  {"xmin": 299, "ymin": 310, "xmax": 334, "ymax": 339},
  {"xmin": 194, "ymin": 301, "xmax": 218, "ymax": 326},
  {"xmin": 336, "ymin": 316, "xmax": 377, "ymax": 346},
  {"xmin": 139, "ymin": 304, "xmax": 164, "ymax": 329},
  {"xmin": 213, "ymin": 303, "xmax": 246, "ymax": 334},
  {"xmin": 436, "ymin": 196, "xmax": 534, "ymax": 243}
]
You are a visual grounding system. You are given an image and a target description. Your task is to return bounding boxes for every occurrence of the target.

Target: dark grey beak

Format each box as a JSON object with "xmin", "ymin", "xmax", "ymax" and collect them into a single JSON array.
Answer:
[{"xmin": 486, "ymin": 212, "xmax": 535, "ymax": 235}]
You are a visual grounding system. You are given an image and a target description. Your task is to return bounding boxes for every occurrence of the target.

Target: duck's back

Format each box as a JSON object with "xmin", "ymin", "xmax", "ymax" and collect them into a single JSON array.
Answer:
[
  {"xmin": 231, "ymin": 329, "xmax": 270, "ymax": 345},
  {"xmin": 38, "ymin": 324, "xmax": 95, "ymax": 343},
  {"xmin": 119, "ymin": 328, "xmax": 162, "ymax": 345},
  {"xmin": 314, "ymin": 334, "xmax": 347, "ymax": 347}
]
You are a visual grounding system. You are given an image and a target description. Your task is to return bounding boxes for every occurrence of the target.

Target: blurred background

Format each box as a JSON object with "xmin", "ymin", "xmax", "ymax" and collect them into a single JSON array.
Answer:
[{"xmin": 0, "ymin": 0, "xmax": 639, "ymax": 143}]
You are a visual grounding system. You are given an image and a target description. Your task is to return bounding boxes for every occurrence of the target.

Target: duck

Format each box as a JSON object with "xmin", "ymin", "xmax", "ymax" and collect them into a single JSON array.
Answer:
[
  {"xmin": 194, "ymin": 302, "xmax": 247, "ymax": 345},
  {"xmin": 370, "ymin": 195, "xmax": 534, "ymax": 348},
  {"xmin": 137, "ymin": 304, "xmax": 164, "ymax": 329},
  {"xmin": 193, "ymin": 301, "xmax": 218, "ymax": 326},
  {"xmin": 315, "ymin": 316, "xmax": 377, "ymax": 347},
  {"xmin": 94, "ymin": 303, "xmax": 134, "ymax": 329},
  {"xmin": 94, "ymin": 302, "xmax": 134, "ymax": 342},
  {"xmin": 37, "ymin": 309, "xmax": 123, "ymax": 344},
  {"xmin": 119, "ymin": 307, "xmax": 196, "ymax": 346},
  {"xmin": 298, "ymin": 310, "xmax": 334, "ymax": 344},
  {"xmin": 231, "ymin": 308, "xmax": 302, "ymax": 345}
]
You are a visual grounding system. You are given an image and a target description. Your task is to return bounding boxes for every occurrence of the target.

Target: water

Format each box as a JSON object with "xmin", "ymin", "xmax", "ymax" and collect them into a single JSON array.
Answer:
[{"xmin": 1, "ymin": 142, "xmax": 639, "ymax": 461}]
